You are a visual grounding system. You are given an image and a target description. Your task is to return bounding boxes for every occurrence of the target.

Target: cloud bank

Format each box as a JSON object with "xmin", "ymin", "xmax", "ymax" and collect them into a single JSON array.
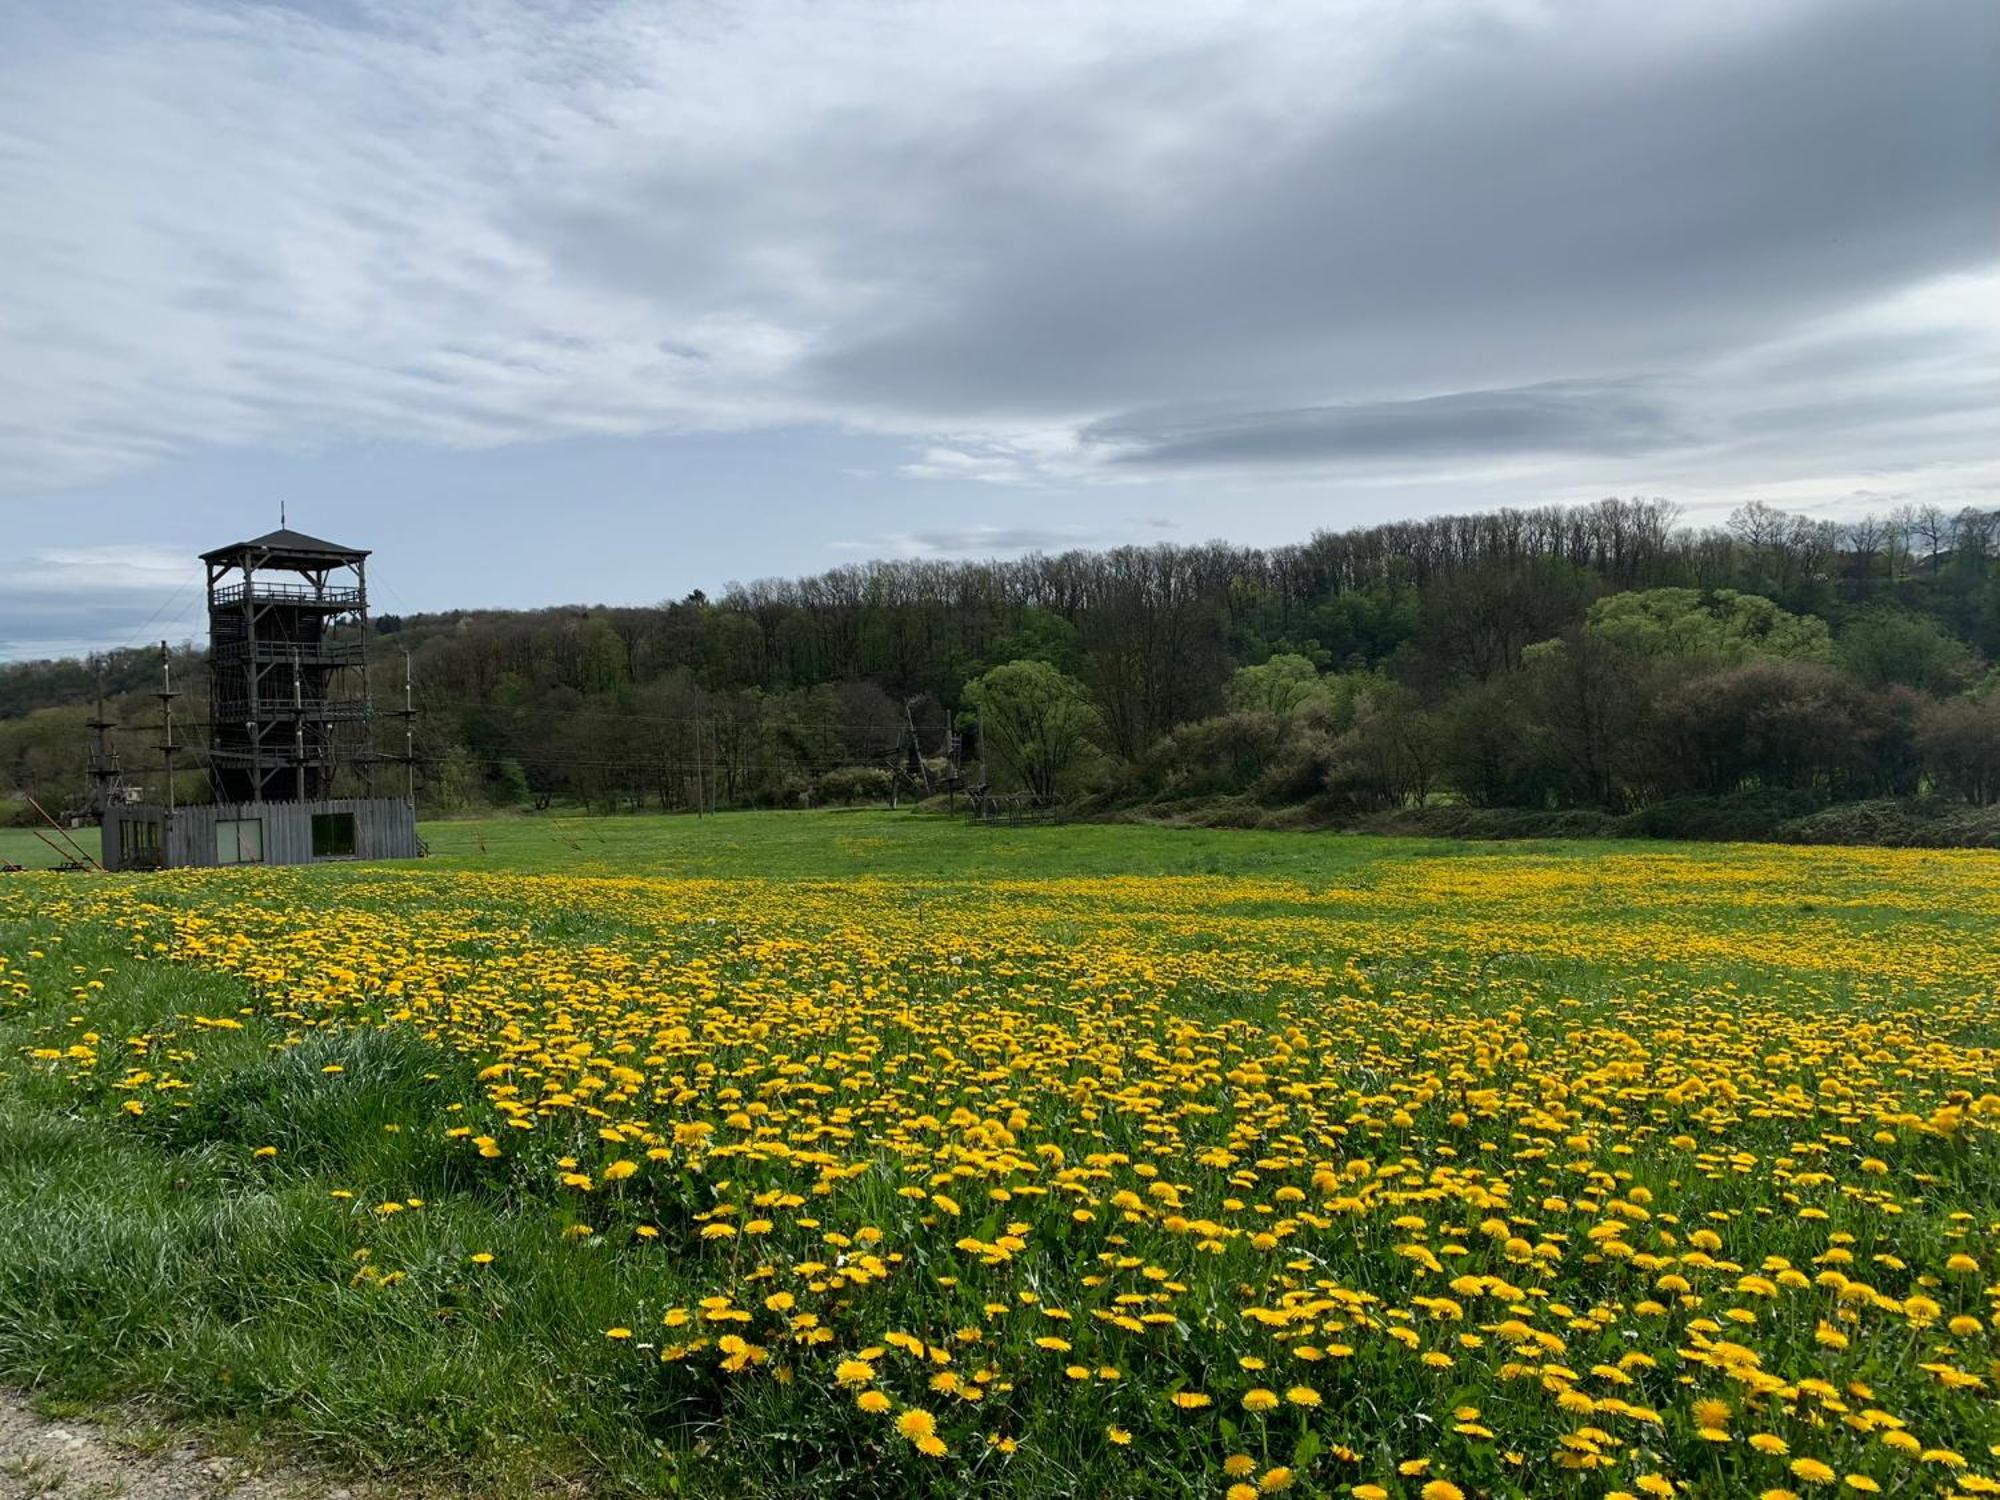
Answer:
[{"xmin": 0, "ymin": 0, "xmax": 1994, "ymax": 504}]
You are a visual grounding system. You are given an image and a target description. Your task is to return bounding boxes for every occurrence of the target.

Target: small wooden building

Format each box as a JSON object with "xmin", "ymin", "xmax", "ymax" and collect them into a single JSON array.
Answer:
[{"xmin": 101, "ymin": 797, "xmax": 418, "ymax": 872}]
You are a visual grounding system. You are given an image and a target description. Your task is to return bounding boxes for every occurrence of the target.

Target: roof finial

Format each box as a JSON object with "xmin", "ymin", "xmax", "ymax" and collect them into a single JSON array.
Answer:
[{"xmin": 281, "ymin": 500, "xmax": 287, "ymax": 528}]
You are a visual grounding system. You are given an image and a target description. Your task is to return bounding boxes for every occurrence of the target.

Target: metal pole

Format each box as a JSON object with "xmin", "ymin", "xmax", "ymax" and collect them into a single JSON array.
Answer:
[
  {"xmin": 292, "ymin": 647, "xmax": 306, "ymax": 801},
  {"xmin": 87, "ymin": 669, "xmax": 117, "ymax": 817},
  {"xmin": 403, "ymin": 649, "xmax": 415, "ymax": 804},
  {"xmin": 161, "ymin": 642, "xmax": 175, "ymax": 816},
  {"xmin": 356, "ymin": 556, "xmax": 371, "ymax": 797},
  {"xmin": 243, "ymin": 556, "xmax": 261, "ymax": 803}
]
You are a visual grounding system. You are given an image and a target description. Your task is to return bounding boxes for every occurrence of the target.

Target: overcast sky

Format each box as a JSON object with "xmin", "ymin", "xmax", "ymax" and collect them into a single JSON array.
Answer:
[{"xmin": 2, "ymin": 0, "xmax": 1995, "ymax": 660}]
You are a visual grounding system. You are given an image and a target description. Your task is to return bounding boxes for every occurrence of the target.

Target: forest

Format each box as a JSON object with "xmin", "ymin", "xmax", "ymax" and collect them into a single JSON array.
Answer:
[{"xmin": 4, "ymin": 497, "xmax": 1998, "ymax": 840}]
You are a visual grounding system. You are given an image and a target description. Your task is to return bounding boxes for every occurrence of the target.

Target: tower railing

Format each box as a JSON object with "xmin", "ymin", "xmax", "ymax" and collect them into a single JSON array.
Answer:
[
  {"xmin": 210, "ymin": 581, "xmax": 364, "ymax": 609},
  {"xmin": 209, "ymin": 639, "xmax": 367, "ymax": 666},
  {"xmin": 206, "ymin": 698, "xmax": 375, "ymax": 721}
]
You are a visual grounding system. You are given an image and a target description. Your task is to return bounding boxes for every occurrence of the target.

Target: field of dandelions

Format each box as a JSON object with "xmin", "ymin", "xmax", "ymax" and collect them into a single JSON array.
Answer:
[{"xmin": 2, "ymin": 815, "xmax": 1996, "ymax": 1499}]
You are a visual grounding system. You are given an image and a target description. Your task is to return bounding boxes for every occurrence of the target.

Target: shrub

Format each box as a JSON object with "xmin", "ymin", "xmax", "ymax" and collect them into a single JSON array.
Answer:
[
  {"xmin": 1143, "ymin": 713, "xmax": 1290, "ymax": 799},
  {"xmin": 816, "ymin": 765, "xmax": 895, "ymax": 804}
]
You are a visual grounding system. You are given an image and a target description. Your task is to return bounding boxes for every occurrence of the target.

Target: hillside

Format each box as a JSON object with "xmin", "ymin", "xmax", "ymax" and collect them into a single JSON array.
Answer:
[{"xmin": 4, "ymin": 498, "xmax": 1997, "ymax": 835}]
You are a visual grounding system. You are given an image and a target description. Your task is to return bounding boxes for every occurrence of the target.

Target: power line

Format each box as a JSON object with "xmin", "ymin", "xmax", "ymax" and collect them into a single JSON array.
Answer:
[
  {"xmin": 412, "ymin": 693, "xmax": 934, "ymax": 734},
  {"xmin": 91, "ymin": 700, "xmax": 935, "ymax": 740},
  {"xmin": 108, "ymin": 739, "xmax": 918, "ymax": 777},
  {"xmin": 58, "ymin": 652, "xmax": 961, "ymax": 799},
  {"xmin": 103, "ymin": 576, "xmax": 205, "ymax": 660},
  {"xmin": 60, "ymin": 656, "xmax": 955, "ymax": 743}
]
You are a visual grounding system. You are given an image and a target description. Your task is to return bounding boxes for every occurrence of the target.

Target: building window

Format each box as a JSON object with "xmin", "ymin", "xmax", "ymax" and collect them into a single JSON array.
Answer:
[
  {"xmin": 214, "ymin": 818, "xmax": 264, "ymax": 865},
  {"xmin": 119, "ymin": 818, "xmax": 162, "ymax": 868},
  {"xmin": 312, "ymin": 811, "xmax": 357, "ymax": 858}
]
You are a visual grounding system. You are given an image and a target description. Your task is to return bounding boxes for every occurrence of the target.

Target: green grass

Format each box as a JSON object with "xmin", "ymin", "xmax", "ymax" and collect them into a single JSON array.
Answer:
[
  {"xmin": 8, "ymin": 807, "xmax": 1433, "ymax": 1496},
  {"xmin": 0, "ymin": 917, "xmax": 700, "ymax": 1494},
  {"xmin": 0, "ymin": 809, "xmax": 1995, "ymax": 1498},
  {"xmin": 0, "ymin": 823, "xmax": 101, "ymax": 869},
  {"xmin": 419, "ymin": 806, "xmax": 1492, "ymax": 878},
  {"xmin": 3, "ymin": 806, "xmax": 1469, "ymax": 876}
]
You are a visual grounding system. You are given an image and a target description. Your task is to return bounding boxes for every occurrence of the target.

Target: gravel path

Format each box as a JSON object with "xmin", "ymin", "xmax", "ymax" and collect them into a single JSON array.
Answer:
[{"xmin": 0, "ymin": 1394, "xmax": 377, "ymax": 1500}]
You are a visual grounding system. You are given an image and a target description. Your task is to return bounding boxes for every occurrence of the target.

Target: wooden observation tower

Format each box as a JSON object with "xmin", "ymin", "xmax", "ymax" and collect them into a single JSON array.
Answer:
[
  {"xmin": 201, "ymin": 527, "xmax": 372, "ymax": 803},
  {"xmin": 98, "ymin": 523, "xmax": 420, "ymax": 870}
]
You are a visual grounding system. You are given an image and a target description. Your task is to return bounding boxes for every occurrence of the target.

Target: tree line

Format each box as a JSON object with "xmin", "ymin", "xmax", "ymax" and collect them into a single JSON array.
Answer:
[{"xmin": 3, "ymin": 498, "xmax": 1996, "ymax": 830}]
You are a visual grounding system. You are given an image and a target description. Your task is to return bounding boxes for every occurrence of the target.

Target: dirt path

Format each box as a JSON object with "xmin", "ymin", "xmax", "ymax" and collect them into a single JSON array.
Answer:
[{"xmin": 0, "ymin": 1394, "xmax": 375, "ymax": 1500}]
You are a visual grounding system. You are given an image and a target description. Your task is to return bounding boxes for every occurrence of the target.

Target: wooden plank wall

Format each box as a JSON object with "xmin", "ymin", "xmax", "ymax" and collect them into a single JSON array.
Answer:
[{"xmin": 101, "ymin": 798, "xmax": 418, "ymax": 870}]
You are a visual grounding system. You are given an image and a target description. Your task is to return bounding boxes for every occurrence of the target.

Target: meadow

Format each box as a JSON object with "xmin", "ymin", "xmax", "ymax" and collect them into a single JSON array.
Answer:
[{"xmin": 1, "ymin": 811, "xmax": 1997, "ymax": 1499}]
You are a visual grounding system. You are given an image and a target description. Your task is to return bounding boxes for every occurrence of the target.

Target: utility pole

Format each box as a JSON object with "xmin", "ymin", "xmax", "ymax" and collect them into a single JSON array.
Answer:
[
  {"xmin": 357, "ymin": 572, "xmax": 374, "ymax": 797},
  {"xmin": 401, "ymin": 649, "xmax": 416, "ymax": 804},
  {"xmin": 699, "ymin": 716, "xmax": 716, "ymax": 816},
  {"xmin": 242, "ymin": 555, "xmax": 260, "ymax": 803},
  {"xmin": 292, "ymin": 647, "xmax": 306, "ymax": 801},
  {"xmin": 86, "ymin": 663, "xmax": 119, "ymax": 816},
  {"xmin": 155, "ymin": 641, "xmax": 180, "ymax": 816}
]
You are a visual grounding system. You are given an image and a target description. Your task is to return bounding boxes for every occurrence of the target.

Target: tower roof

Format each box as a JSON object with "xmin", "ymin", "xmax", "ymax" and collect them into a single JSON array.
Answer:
[{"xmin": 200, "ymin": 527, "xmax": 369, "ymax": 566}]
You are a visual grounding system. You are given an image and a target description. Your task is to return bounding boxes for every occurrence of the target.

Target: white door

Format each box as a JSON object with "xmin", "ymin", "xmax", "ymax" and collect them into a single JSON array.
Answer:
[{"xmin": 214, "ymin": 819, "xmax": 265, "ymax": 864}]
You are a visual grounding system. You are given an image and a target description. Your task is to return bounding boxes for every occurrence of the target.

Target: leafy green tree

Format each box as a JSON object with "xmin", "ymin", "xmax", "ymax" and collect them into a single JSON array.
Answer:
[
  {"xmin": 1436, "ymin": 678, "xmax": 1551, "ymax": 808},
  {"xmin": 1223, "ymin": 654, "xmax": 1322, "ymax": 716},
  {"xmin": 1837, "ymin": 608, "xmax": 1978, "ymax": 695},
  {"xmin": 424, "ymin": 743, "xmax": 486, "ymax": 813},
  {"xmin": 577, "ymin": 615, "xmax": 630, "ymax": 694},
  {"xmin": 0, "ymin": 705, "xmax": 92, "ymax": 817},
  {"xmin": 1582, "ymin": 588, "xmax": 1833, "ymax": 664},
  {"xmin": 1325, "ymin": 688, "xmax": 1440, "ymax": 809},
  {"xmin": 984, "ymin": 608, "xmax": 1081, "ymax": 675},
  {"xmin": 494, "ymin": 758, "xmax": 533, "ymax": 807},
  {"xmin": 1916, "ymin": 694, "xmax": 2000, "ymax": 805},
  {"xmin": 963, "ymin": 660, "xmax": 1097, "ymax": 802},
  {"xmin": 1519, "ymin": 628, "xmax": 1652, "ymax": 809}
]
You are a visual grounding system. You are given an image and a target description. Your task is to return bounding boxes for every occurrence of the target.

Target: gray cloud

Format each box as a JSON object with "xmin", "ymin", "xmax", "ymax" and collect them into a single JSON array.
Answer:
[
  {"xmin": 1088, "ymin": 381, "xmax": 1689, "ymax": 468},
  {"xmin": 0, "ymin": 544, "xmax": 203, "ymax": 661},
  {"xmin": 0, "ymin": 0, "xmax": 1995, "ymax": 525},
  {"xmin": 833, "ymin": 524, "xmax": 1105, "ymax": 558},
  {"xmin": 0, "ymin": 608, "xmax": 198, "ymax": 665},
  {"xmin": 911, "ymin": 526, "xmax": 1098, "ymax": 552},
  {"xmin": 797, "ymin": 0, "xmax": 1996, "ymax": 420}
]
